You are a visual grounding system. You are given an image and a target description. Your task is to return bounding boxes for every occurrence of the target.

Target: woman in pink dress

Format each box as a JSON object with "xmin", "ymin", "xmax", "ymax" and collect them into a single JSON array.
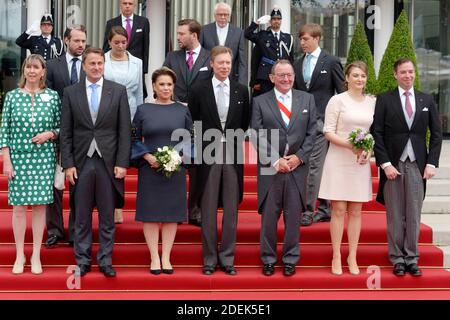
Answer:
[{"xmin": 318, "ymin": 61, "xmax": 376, "ymax": 275}]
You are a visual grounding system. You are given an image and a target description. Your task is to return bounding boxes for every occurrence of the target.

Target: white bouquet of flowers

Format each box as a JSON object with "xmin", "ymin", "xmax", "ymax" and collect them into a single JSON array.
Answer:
[
  {"xmin": 154, "ymin": 146, "xmax": 182, "ymax": 178},
  {"xmin": 348, "ymin": 128, "xmax": 374, "ymax": 152}
]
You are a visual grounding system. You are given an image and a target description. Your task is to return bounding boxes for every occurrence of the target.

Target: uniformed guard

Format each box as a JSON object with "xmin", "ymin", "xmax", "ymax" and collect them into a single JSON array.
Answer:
[
  {"xmin": 244, "ymin": 5, "xmax": 294, "ymax": 96},
  {"xmin": 16, "ymin": 14, "xmax": 65, "ymax": 61}
]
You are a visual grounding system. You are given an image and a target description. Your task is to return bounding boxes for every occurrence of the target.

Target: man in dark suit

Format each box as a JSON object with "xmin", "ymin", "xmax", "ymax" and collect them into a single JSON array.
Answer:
[
  {"xmin": 293, "ymin": 23, "xmax": 345, "ymax": 226},
  {"xmin": 60, "ymin": 47, "xmax": 131, "ymax": 277},
  {"xmin": 245, "ymin": 6, "xmax": 294, "ymax": 96},
  {"xmin": 251, "ymin": 60, "xmax": 316, "ymax": 277},
  {"xmin": 103, "ymin": 0, "xmax": 149, "ymax": 95},
  {"xmin": 371, "ymin": 58, "xmax": 442, "ymax": 277},
  {"xmin": 16, "ymin": 14, "xmax": 64, "ymax": 61},
  {"xmin": 200, "ymin": 2, "xmax": 247, "ymax": 86},
  {"xmin": 44, "ymin": 25, "xmax": 87, "ymax": 248},
  {"xmin": 164, "ymin": 19, "xmax": 212, "ymax": 227},
  {"xmin": 189, "ymin": 46, "xmax": 250, "ymax": 276}
]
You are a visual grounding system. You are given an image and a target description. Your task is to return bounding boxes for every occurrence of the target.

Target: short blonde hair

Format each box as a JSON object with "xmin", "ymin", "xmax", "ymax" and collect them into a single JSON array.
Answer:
[{"xmin": 18, "ymin": 54, "xmax": 47, "ymax": 89}]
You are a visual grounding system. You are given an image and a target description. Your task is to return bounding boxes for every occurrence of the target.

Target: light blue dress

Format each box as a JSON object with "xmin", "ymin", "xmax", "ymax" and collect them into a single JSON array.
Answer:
[{"xmin": 104, "ymin": 51, "xmax": 143, "ymax": 120}]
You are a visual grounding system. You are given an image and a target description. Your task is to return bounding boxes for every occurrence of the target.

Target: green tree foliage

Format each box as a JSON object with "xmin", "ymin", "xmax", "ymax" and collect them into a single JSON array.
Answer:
[
  {"xmin": 377, "ymin": 10, "xmax": 420, "ymax": 94},
  {"xmin": 346, "ymin": 21, "xmax": 377, "ymax": 94}
]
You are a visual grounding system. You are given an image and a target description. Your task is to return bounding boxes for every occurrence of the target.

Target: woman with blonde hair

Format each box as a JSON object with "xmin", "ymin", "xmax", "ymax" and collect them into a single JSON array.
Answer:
[
  {"xmin": 0, "ymin": 54, "xmax": 61, "ymax": 275},
  {"xmin": 318, "ymin": 61, "xmax": 376, "ymax": 275}
]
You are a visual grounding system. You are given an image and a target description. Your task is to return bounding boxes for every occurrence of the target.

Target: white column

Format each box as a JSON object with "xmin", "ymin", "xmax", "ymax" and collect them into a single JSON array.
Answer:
[
  {"xmin": 27, "ymin": 0, "xmax": 50, "ymax": 27},
  {"xmin": 146, "ymin": 0, "xmax": 166, "ymax": 101},
  {"xmin": 271, "ymin": 0, "xmax": 290, "ymax": 34},
  {"xmin": 374, "ymin": 0, "xmax": 394, "ymax": 74}
]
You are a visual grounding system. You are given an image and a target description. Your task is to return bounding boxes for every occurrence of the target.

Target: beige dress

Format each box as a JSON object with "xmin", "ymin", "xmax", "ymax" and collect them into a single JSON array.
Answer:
[{"xmin": 318, "ymin": 92, "xmax": 376, "ymax": 202}]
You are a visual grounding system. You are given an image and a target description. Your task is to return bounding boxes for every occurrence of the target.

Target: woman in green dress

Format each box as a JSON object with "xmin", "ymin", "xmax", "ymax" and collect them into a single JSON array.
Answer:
[{"xmin": 0, "ymin": 54, "xmax": 61, "ymax": 275}]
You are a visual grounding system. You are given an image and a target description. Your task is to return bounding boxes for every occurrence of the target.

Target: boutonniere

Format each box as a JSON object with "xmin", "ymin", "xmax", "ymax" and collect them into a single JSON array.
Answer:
[{"xmin": 40, "ymin": 93, "xmax": 52, "ymax": 102}]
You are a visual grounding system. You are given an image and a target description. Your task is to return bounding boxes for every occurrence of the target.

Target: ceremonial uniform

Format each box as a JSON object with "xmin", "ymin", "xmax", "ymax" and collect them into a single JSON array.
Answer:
[
  {"xmin": 244, "ymin": 21, "xmax": 293, "ymax": 95},
  {"xmin": 16, "ymin": 33, "xmax": 64, "ymax": 61}
]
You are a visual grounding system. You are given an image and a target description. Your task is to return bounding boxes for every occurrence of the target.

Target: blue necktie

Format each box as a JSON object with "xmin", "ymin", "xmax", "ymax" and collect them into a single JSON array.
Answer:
[
  {"xmin": 89, "ymin": 83, "xmax": 99, "ymax": 113},
  {"xmin": 303, "ymin": 54, "xmax": 313, "ymax": 83},
  {"xmin": 70, "ymin": 58, "xmax": 79, "ymax": 85}
]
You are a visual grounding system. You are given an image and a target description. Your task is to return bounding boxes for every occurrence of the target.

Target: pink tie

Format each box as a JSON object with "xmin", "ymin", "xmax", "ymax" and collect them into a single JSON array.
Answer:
[
  {"xmin": 186, "ymin": 51, "xmax": 194, "ymax": 71},
  {"xmin": 404, "ymin": 91, "xmax": 413, "ymax": 118},
  {"xmin": 125, "ymin": 18, "xmax": 132, "ymax": 42}
]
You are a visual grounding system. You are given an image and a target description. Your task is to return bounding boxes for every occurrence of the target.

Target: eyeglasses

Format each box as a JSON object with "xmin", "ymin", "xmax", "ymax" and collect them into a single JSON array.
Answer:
[
  {"xmin": 274, "ymin": 73, "xmax": 294, "ymax": 78},
  {"xmin": 216, "ymin": 13, "xmax": 230, "ymax": 17}
]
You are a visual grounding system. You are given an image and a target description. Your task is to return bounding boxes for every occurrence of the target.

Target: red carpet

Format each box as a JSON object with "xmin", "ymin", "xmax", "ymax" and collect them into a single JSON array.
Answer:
[{"xmin": 0, "ymin": 145, "xmax": 449, "ymax": 300}]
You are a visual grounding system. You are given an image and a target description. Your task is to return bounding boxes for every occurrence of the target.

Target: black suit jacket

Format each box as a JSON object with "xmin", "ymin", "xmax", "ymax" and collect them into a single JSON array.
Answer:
[
  {"xmin": 188, "ymin": 79, "xmax": 250, "ymax": 204},
  {"xmin": 163, "ymin": 47, "xmax": 212, "ymax": 103},
  {"xmin": 46, "ymin": 54, "xmax": 86, "ymax": 99},
  {"xmin": 16, "ymin": 32, "xmax": 65, "ymax": 61},
  {"xmin": 60, "ymin": 79, "xmax": 131, "ymax": 207},
  {"xmin": 371, "ymin": 88, "xmax": 442, "ymax": 204},
  {"xmin": 103, "ymin": 15, "xmax": 150, "ymax": 73},
  {"xmin": 293, "ymin": 50, "xmax": 344, "ymax": 124},
  {"xmin": 200, "ymin": 22, "xmax": 247, "ymax": 85}
]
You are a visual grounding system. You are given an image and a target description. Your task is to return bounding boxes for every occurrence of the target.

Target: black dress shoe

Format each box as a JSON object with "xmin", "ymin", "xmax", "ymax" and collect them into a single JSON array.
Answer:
[
  {"xmin": 202, "ymin": 265, "xmax": 216, "ymax": 275},
  {"xmin": 262, "ymin": 264, "xmax": 275, "ymax": 276},
  {"xmin": 45, "ymin": 234, "xmax": 62, "ymax": 248},
  {"xmin": 150, "ymin": 269, "xmax": 162, "ymax": 275},
  {"xmin": 313, "ymin": 211, "xmax": 331, "ymax": 223},
  {"xmin": 406, "ymin": 263, "xmax": 422, "ymax": 277},
  {"xmin": 300, "ymin": 214, "xmax": 313, "ymax": 226},
  {"xmin": 393, "ymin": 263, "xmax": 406, "ymax": 276},
  {"xmin": 283, "ymin": 263, "xmax": 296, "ymax": 276},
  {"xmin": 77, "ymin": 264, "xmax": 91, "ymax": 277},
  {"xmin": 188, "ymin": 219, "xmax": 202, "ymax": 227},
  {"xmin": 220, "ymin": 265, "xmax": 237, "ymax": 275},
  {"xmin": 99, "ymin": 265, "xmax": 116, "ymax": 277},
  {"xmin": 162, "ymin": 268, "xmax": 174, "ymax": 275}
]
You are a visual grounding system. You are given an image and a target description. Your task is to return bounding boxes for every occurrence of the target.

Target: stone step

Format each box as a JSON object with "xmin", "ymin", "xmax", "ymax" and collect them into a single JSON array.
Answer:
[
  {"xmin": 427, "ymin": 179, "xmax": 450, "ymax": 196},
  {"xmin": 422, "ymin": 196, "xmax": 450, "ymax": 214},
  {"xmin": 435, "ymin": 166, "xmax": 450, "ymax": 179},
  {"xmin": 441, "ymin": 246, "xmax": 450, "ymax": 269},
  {"xmin": 422, "ymin": 214, "xmax": 450, "ymax": 245}
]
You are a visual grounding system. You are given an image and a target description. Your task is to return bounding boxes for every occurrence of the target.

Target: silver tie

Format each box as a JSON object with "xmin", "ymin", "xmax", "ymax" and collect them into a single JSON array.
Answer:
[{"xmin": 217, "ymin": 82, "xmax": 228, "ymax": 130}]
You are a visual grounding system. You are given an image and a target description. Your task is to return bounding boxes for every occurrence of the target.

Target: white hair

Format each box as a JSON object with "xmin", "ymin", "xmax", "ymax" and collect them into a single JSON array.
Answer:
[{"xmin": 214, "ymin": 2, "xmax": 232, "ymax": 15}]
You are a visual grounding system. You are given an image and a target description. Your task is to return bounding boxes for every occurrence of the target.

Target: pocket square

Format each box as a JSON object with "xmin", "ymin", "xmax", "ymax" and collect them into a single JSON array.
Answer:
[
  {"xmin": 136, "ymin": 29, "xmax": 143, "ymax": 32},
  {"xmin": 422, "ymin": 107, "xmax": 429, "ymax": 111},
  {"xmin": 320, "ymin": 70, "xmax": 327, "ymax": 74},
  {"xmin": 302, "ymin": 109, "xmax": 308, "ymax": 113},
  {"xmin": 199, "ymin": 67, "xmax": 208, "ymax": 71}
]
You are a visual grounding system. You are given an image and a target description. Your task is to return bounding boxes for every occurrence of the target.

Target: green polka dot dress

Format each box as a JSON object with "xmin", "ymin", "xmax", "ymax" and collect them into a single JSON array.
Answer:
[{"xmin": 0, "ymin": 88, "xmax": 61, "ymax": 205}]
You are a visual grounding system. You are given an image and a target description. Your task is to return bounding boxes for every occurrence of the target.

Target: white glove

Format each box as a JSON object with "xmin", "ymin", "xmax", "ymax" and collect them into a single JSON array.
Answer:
[
  {"xmin": 26, "ymin": 20, "xmax": 41, "ymax": 36},
  {"xmin": 256, "ymin": 15, "xmax": 271, "ymax": 25}
]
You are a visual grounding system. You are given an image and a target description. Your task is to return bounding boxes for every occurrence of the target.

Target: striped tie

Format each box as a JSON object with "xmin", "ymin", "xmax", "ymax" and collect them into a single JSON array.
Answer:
[{"xmin": 277, "ymin": 95, "xmax": 290, "ymax": 128}]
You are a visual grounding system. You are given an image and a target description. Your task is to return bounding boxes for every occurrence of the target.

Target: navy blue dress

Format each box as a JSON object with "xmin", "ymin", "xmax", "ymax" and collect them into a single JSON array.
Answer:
[{"xmin": 132, "ymin": 102, "xmax": 193, "ymax": 222}]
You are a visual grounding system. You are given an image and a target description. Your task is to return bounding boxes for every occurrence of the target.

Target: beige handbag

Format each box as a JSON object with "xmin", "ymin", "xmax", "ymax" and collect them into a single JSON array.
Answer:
[{"xmin": 54, "ymin": 154, "xmax": 65, "ymax": 190}]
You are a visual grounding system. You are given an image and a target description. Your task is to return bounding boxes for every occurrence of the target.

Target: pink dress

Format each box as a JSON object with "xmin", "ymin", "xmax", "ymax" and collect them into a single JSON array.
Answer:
[{"xmin": 318, "ymin": 92, "xmax": 376, "ymax": 202}]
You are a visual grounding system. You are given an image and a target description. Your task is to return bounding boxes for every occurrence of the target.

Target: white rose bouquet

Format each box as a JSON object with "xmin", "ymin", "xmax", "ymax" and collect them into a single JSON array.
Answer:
[{"xmin": 154, "ymin": 146, "xmax": 182, "ymax": 178}]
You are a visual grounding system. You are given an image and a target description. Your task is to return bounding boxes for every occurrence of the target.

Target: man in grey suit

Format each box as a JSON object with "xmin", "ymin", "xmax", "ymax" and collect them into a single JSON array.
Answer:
[
  {"xmin": 200, "ymin": 2, "xmax": 247, "ymax": 86},
  {"xmin": 251, "ymin": 60, "xmax": 316, "ymax": 276},
  {"xmin": 371, "ymin": 58, "xmax": 442, "ymax": 277},
  {"xmin": 293, "ymin": 23, "xmax": 345, "ymax": 226},
  {"xmin": 163, "ymin": 19, "xmax": 212, "ymax": 227},
  {"xmin": 60, "ymin": 47, "xmax": 131, "ymax": 277},
  {"xmin": 44, "ymin": 25, "xmax": 87, "ymax": 248}
]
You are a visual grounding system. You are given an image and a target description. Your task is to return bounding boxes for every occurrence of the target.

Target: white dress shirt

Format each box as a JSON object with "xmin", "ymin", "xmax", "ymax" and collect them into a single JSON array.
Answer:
[
  {"xmin": 216, "ymin": 23, "xmax": 229, "ymax": 46},
  {"xmin": 274, "ymin": 87, "xmax": 292, "ymax": 126},
  {"xmin": 185, "ymin": 44, "xmax": 201, "ymax": 66},
  {"xmin": 304, "ymin": 46, "xmax": 321, "ymax": 75},
  {"xmin": 85, "ymin": 77, "xmax": 104, "ymax": 157},
  {"xmin": 212, "ymin": 76, "xmax": 230, "ymax": 142},
  {"xmin": 66, "ymin": 52, "xmax": 82, "ymax": 81},
  {"xmin": 122, "ymin": 14, "xmax": 134, "ymax": 29}
]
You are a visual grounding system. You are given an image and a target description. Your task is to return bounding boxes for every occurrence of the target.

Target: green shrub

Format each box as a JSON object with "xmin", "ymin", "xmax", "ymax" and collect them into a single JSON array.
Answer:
[
  {"xmin": 377, "ymin": 10, "xmax": 420, "ymax": 94},
  {"xmin": 346, "ymin": 21, "xmax": 378, "ymax": 94}
]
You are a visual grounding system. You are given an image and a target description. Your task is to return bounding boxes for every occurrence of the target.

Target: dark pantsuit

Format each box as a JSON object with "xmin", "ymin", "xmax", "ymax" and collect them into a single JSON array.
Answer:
[
  {"xmin": 201, "ymin": 164, "xmax": 239, "ymax": 267},
  {"xmin": 260, "ymin": 173, "xmax": 302, "ymax": 265},
  {"xmin": 305, "ymin": 131, "xmax": 330, "ymax": 215},
  {"xmin": 46, "ymin": 188, "xmax": 75, "ymax": 241},
  {"xmin": 384, "ymin": 159, "xmax": 424, "ymax": 266},
  {"xmin": 73, "ymin": 154, "xmax": 116, "ymax": 267}
]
